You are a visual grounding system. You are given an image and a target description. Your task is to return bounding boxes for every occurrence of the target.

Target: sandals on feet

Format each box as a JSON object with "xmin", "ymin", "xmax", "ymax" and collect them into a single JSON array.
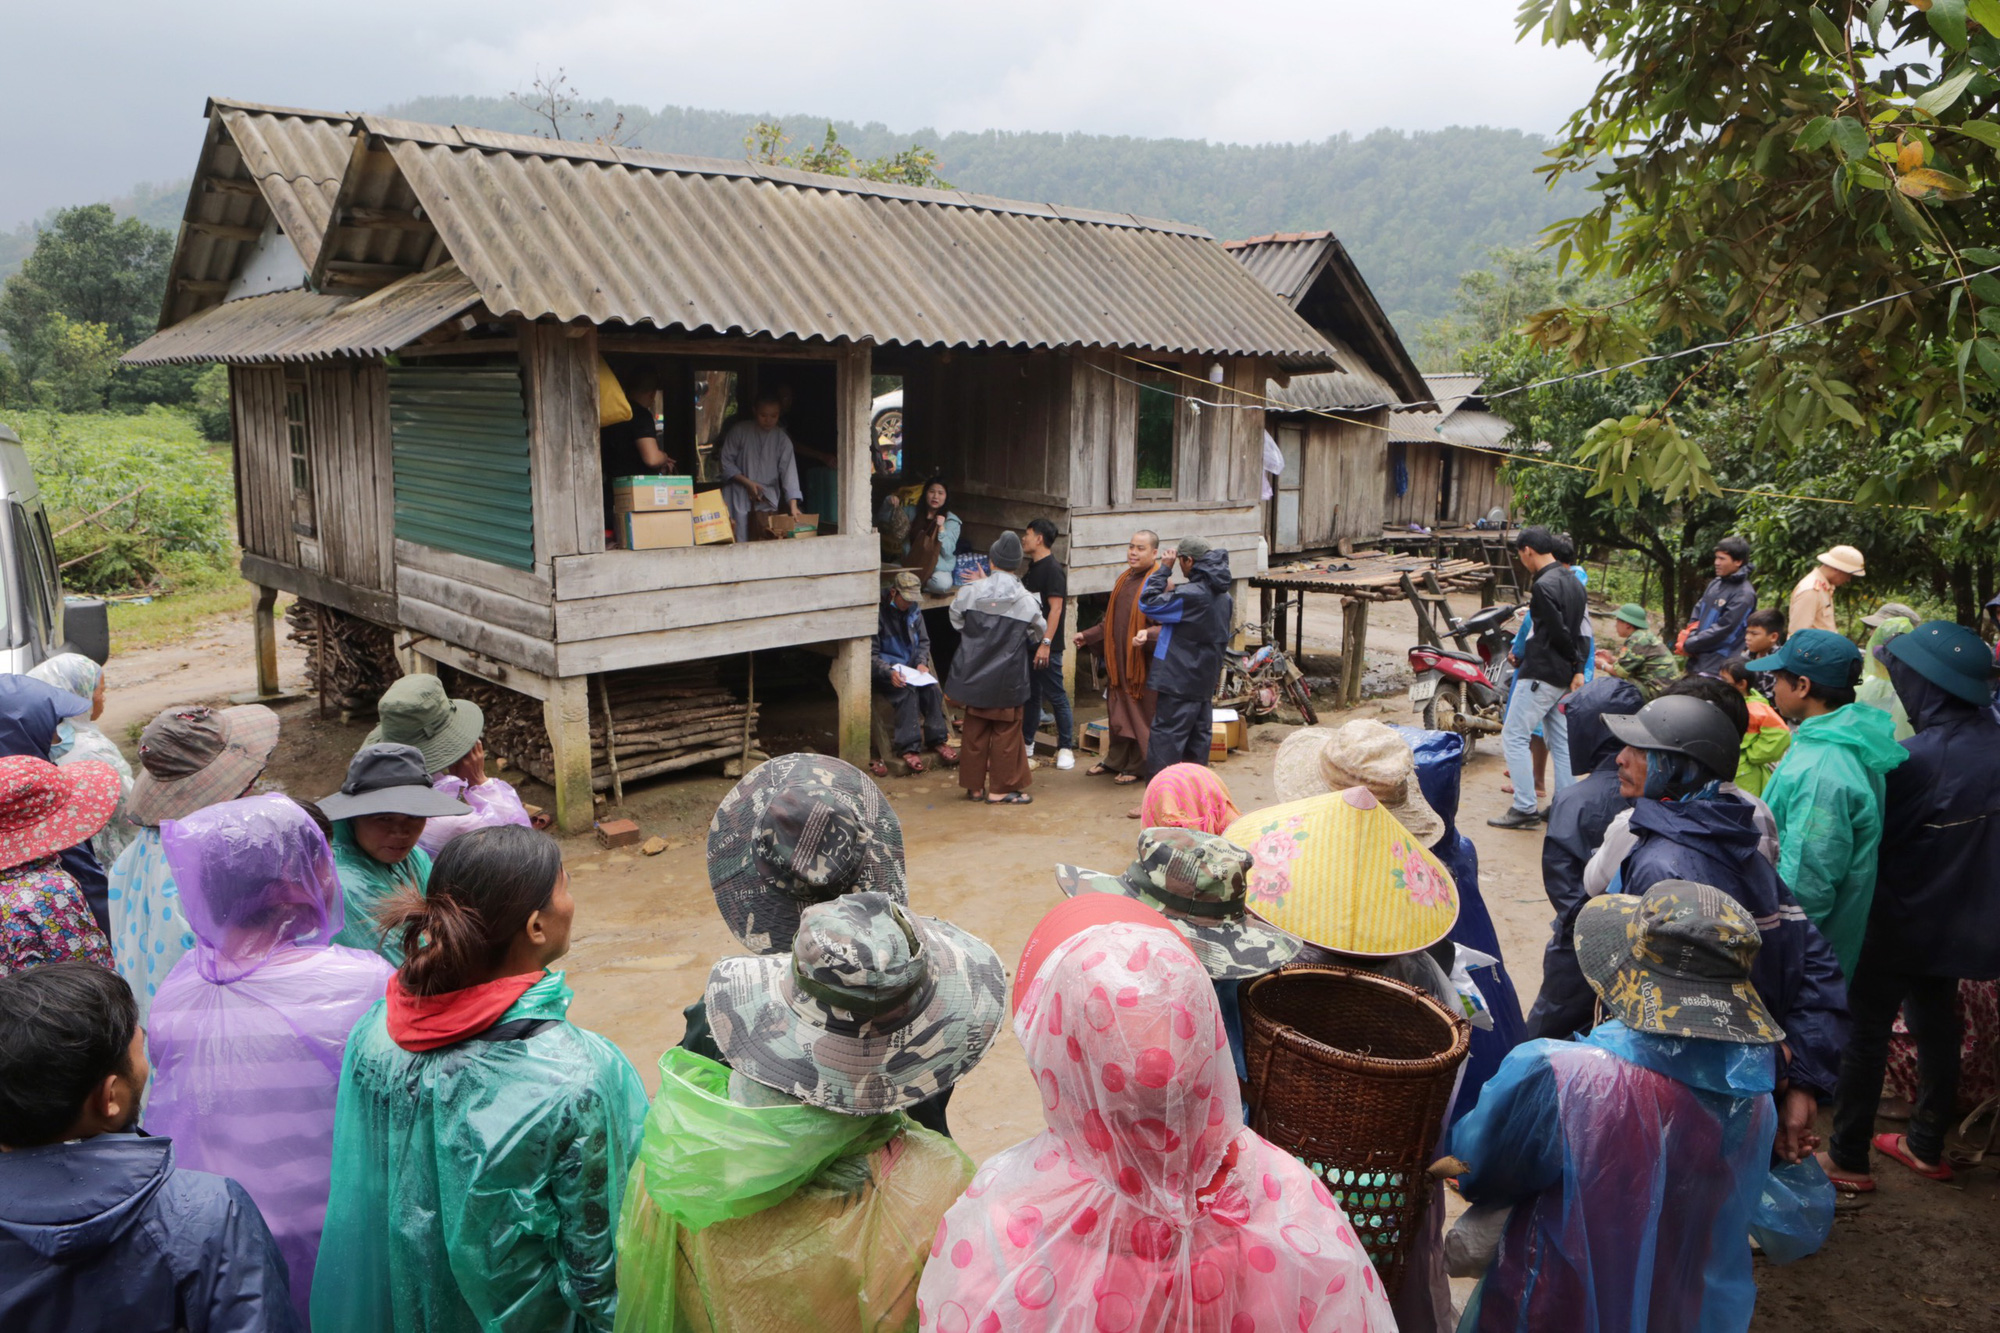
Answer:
[
  {"xmin": 934, "ymin": 744, "xmax": 959, "ymax": 767},
  {"xmin": 1815, "ymin": 1151, "xmax": 1875, "ymax": 1194},
  {"xmin": 868, "ymin": 760, "xmax": 890, "ymax": 778},
  {"xmin": 987, "ymin": 791, "xmax": 1032, "ymax": 805},
  {"xmin": 902, "ymin": 753, "xmax": 926, "ymax": 774},
  {"xmin": 1113, "ymin": 772, "xmax": 1140, "ymax": 785},
  {"xmin": 1873, "ymin": 1132, "xmax": 1954, "ymax": 1181}
]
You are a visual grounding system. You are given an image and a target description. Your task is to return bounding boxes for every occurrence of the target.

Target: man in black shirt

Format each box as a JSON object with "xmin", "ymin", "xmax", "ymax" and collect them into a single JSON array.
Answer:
[
  {"xmin": 1019, "ymin": 517, "xmax": 1076, "ymax": 771},
  {"xmin": 1490, "ymin": 526, "xmax": 1588, "ymax": 829},
  {"xmin": 599, "ymin": 372, "xmax": 674, "ymax": 527}
]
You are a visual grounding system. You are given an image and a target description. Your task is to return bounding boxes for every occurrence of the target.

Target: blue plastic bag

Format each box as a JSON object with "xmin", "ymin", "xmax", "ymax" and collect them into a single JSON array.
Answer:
[{"xmin": 1749, "ymin": 1157, "xmax": 1836, "ymax": 1265}]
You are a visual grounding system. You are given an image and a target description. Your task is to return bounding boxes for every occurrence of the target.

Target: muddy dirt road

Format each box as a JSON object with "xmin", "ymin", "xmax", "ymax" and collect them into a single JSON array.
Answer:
[{"xmin": 95, "ymin": 592, "xmax": 1996, "ymax": 1330}]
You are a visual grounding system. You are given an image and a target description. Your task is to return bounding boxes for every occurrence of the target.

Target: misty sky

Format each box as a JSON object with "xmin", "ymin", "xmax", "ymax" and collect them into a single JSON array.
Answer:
[{"xmin": 5, "ymin": 0, "xmax": 1604, "ymax": 229}]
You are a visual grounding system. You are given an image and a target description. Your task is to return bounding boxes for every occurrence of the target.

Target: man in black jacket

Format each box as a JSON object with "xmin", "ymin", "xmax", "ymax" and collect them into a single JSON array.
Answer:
[
  {"xmin": 1524, "ymin": 676, "xmax": 1644, "ymax": 1037},
  {"xmin": 1677, "ymin": 535, "xmax": 1758, "ymax": 676},
  {"xmin": 1138, "ymin": 537, "xmax": 1234, "ymax": 778},
  {"xmin": 1490, "ymin": 527, "xmax": 1588, "ymax": 829},
  {"xmin": 1824, "ymin": 621, "xmax": 2000, "ymax": 1190}
]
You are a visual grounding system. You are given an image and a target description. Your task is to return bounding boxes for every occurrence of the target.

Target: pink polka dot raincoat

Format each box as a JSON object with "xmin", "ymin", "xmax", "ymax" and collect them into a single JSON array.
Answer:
[{"xmin": 917, "ymin": 922, "xmax": 1395, "ymax": 1333}]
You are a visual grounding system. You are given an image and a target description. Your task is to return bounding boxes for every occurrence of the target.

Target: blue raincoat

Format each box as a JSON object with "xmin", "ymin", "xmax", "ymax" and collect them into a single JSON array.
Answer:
[
  {"xmin": 1449, "ymin": 1022, "xmax": 1777, "ymax": 1333},
  {"xmin": 1394, "ymin": 725, "xmax": 1525, "ymax": 1122}
]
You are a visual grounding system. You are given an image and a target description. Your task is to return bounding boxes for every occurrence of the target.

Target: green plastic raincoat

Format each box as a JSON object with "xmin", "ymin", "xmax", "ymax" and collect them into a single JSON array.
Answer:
[
  {"xmin": 327, "ymin": 820, "xmax": 433, "ymax": 961},
  {"xmin": 614, "ymin": 1048, "xmax": 971, "ymax": 1333},
  {"xmin": 312, "ymin": 970, "xmax": 649, "ymax": 1333},
  {"xmin": 1763, "ymin": 704, "xmax": 1908, "ymax": 975},
  {"xmin": 1854, "ymin": 617, "xmax": 1915, "ymax": 741}
]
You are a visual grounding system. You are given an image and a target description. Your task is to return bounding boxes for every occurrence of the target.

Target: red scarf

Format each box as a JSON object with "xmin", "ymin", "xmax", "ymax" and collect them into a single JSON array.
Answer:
[{"xmin": 384, "ymin": 971, "xmax": 542, "ymax": 1052}]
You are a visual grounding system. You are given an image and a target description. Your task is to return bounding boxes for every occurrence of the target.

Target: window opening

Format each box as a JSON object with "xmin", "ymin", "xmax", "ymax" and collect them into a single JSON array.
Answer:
[
  {"xmin": 1135, "ymin": 370, "xmax": 1177, "ymax": 495},
  {"xmin": 284, "ymin": 376, "xmax": 317, "ymax": 537}
]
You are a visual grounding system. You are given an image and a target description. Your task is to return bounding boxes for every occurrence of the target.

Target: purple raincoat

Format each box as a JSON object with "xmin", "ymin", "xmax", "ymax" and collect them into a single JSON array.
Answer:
[{"xmin": 144, "ymin": 794, "xmax": 393, "ymax": 1329}]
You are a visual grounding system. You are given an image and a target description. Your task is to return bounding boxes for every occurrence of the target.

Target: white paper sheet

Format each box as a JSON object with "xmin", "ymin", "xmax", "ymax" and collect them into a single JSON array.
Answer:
[{"xmin": 896, "ymin": 666, "xmax": 939, "ymax": 687}]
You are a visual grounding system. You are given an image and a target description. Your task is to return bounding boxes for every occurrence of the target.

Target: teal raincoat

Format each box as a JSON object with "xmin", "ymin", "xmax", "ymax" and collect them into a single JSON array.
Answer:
[
  {"xmin": 311, "ymin": 970, "xmax": 649, "ymax": 1333},
  {"xmin": 1762, "ymin": 704, "xmax": 1907, "ymax": 975},
  {"xmin": 327, "ymin": 820, "xmax": 433, "ymax": 961}
]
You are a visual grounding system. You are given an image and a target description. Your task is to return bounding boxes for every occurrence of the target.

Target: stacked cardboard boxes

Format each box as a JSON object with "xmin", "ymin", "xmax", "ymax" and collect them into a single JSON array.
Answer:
[{"xmin": 612, "ymin": 475, "xmax": 694, "ymax": 550}]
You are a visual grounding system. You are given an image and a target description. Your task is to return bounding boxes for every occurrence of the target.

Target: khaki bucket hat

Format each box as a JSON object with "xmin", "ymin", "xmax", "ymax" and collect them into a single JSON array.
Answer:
[
  {"xmin": 129, "ymin": 704, "xmax": 280, "ymax": 827},
  {"xmin": 1271, "ymin": 721, "xmax": 1443, "ymax": 844}
]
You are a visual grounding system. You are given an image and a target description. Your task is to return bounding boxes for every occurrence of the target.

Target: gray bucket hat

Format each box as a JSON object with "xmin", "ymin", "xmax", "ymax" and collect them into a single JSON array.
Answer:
[
  {"xmin": 707, "ymin": 753, "xmax": 907, "ymax": 954},
  {"xmin": 705, "ymin": 892, "xmax": 1006, "ymax": 1114},
  {"xmin": 365, "ymin": 675, "xmax": 484, "ymax": 773},
  {"xmin": 129, "ymin": 704, "xmax": 280, "ymax": 827},
  {"xmin": 317, "ymin": 743, "xmax": 473, "ymax": 821},
  {"xmin": 1056, "ymin": 826, "xmax": 1301, "ymax": 979},
  {"xmin": 1574, "ymin": 879, "xmax": 1782, "ymax": 1045}
]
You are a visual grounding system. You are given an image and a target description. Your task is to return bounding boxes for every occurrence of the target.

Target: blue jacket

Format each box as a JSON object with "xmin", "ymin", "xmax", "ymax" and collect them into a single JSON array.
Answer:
[
  {"xmin": 1527, "ymin": 678, "xmax": 1645, "ymax": 1040},
  {"xmin": 1868, "ymin": 659, "xmax": 2000, "ymax": 979},
  {"xmin": 870, "ymin": 593, "xmax": 933, "ymax": 687},
  {"xmin": 0, "ymin": 1134, "xmax": 299, "ymax": 1333},
  {"xmin": 1139, "ymin": 548, "xmax": 1234, "ymax": 700},
  {"xmin": 1619, "ymin": 796, "xmax": 1848, "ymax": 1099},
  {"xmin": 1682, "ymin": 567, "xmax": 1756, "ymax": 675}
]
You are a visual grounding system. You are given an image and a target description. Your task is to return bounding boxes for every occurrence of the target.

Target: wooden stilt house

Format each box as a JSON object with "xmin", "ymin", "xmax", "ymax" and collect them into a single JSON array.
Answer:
[
  {"xmin": 1224, "ymin": 231, "xmax": 1432, "ymax": 554},
  {"xmin": 1384, "ymin": 374, "xmax": 1516, "ymax": 529},
  {"xmin": 127, "ymin": 98, "xmax": 1338, "ymax": 828}
]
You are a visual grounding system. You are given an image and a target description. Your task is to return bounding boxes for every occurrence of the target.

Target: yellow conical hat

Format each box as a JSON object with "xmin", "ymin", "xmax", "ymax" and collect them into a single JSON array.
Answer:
[{"xmin": 1222, "ymin": 786, "xmax": 1459, "ymax": 957}]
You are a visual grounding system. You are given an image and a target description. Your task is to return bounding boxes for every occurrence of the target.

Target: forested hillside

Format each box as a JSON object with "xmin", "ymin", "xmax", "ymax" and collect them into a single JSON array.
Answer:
[{"xmin": 5, "ymin": 94, "xmax": 1581, "ymax": 337}]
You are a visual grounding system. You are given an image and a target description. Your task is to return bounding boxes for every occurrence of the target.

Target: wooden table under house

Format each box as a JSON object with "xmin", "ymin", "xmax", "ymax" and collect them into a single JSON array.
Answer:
[{"xmin": 1251, "ymin": 553, "xmax": 1494, "ymax": 708}]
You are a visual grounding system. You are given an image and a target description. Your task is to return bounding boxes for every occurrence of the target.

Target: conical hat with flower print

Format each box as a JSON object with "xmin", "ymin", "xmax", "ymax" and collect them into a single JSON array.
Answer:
[{"xmin": 1221, "ymin": 786, "xmax": 1458, "ymax": 956}]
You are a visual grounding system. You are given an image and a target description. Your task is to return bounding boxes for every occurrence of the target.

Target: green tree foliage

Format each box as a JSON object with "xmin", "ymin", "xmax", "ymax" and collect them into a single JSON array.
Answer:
[
  {"xmin": 0, "ymin": 204, "xmax": 177, "ymax": 410},
  {"xmin": 13, "ymin": 408, "xmax": 234, "ymax": 593},
  {"xmin": 746, "ymin": 121, "xmax": 951, "ymax": 189},
  {"xmin": 1518, "ymin": 0, "xmax": 2000, "ymax": 525},
  {"xmin": 27, "ymin": 315, "xmax": 122, "ymax": 412},
  {"xmin": 190, "ymin": 364, "xmax": 232, "ymax": 442}
]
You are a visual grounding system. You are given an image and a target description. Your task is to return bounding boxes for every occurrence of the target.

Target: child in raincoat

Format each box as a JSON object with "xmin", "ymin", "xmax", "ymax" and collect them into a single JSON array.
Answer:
[
  {"xmin": 312, "ymin": 825, "xmax": 647, "ymax": 1333},
  {"xmin": 143, "ymin": 794, "xmax": 393, "ymax": 1329},
  {"xmin": 1449, "ymin": 881, "xmax": 1782, "ymax": 1333},
  {"xmin": 917, "ymin": 910, "xmax": 1395, "ymax": 1333},
  {"xmin": 1718, "ymin": 658, "xmax": 1790, "ymax": 798},
  {"xmin": 1853, "ymin": 615, "xmax": 1916, "ymax": 740}
]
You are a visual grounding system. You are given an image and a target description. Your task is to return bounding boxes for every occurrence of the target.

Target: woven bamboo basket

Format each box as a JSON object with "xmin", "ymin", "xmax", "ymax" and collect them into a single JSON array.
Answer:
[{"xmin": 1242, "ymin": 965, "xmax": 1471, "ymax": 1299}]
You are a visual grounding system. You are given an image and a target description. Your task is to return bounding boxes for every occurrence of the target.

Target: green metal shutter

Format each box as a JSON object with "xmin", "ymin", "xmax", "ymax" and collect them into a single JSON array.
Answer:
[{"xmin": 388, "ymin": 367, "xmax": 536, "ymax": 570}]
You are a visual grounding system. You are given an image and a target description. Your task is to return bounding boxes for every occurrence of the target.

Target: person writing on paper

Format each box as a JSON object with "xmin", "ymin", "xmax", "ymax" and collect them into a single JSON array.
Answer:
[
  {"xmin": 870, "ymin": 573, "xmax": 956, "ymax": 775},
  {"xmin": 719, "ymin": 394, "xmax": 803, "ymax": 542}
]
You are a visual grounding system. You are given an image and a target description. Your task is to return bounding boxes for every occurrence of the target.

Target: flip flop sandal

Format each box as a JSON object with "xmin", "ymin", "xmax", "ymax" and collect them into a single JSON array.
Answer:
[
  {"xmin": 966, "ymin": 789, "xmax": 986, "ymax": 802},
  {"xmin": 1873, "ymin": 1132, "xmax": 1954, "ymax": 1181},
  {"xmin": 868, "ymin": 761, "xmax": 890, "ymax": 778},
  {"xmin": 1086, "ymin": 763, "xmax": 1112, "ymax": 776},
  {"xmin": 1113, "ymin": 772, "xmax": 1141, "ymax": 785},
  {"xmin": 987, "ymin": 791, "xmax": 1033, "ymax": 805},
  {"xmin": 1816, "ymin": 1156, "xmax": 1875, "ymax": 1194},
  {"xmin": 902, "ymin": 753, "xmax": 926, "ymax": 774},
  {"xmin": 934, "ymin": 745, "xmax": 959, "ymax": 766}
]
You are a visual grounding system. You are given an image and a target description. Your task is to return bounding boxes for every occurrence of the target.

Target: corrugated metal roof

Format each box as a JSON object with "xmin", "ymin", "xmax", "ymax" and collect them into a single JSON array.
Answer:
[
  {"xmin": 1263, "ymin": 336, "xmax": 1399, "ymax": 410},
  {"xmin": 304, "ymin": 117, "xmax": 1335, "ymax": 363},
  {"xmin": 1226, "ymin": 231, "xmax": 1432, "ymax": 406},
  {"xmin": 125, "ymin": 263, "xmax": 480, "ymax": 365},
  {"xmin": 1389, "ymin": 373, "xmax": 1515, "ymax": 450},
  {"xmin": 159, "ymin": 99, "xmax": 358, "ymax": 329},
  {"xmin": 1223, "ymin": 232, "xmax": 1337, "ymax": 306}
]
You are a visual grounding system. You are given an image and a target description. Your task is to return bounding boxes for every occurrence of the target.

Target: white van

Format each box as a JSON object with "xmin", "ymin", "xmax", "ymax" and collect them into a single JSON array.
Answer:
[{"xmin": 0, "ymin": 421, "xmax": 109, "ymax": 672}]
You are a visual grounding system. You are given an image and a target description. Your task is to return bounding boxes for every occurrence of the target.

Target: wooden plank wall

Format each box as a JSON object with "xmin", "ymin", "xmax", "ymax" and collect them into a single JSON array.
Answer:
[
  {"xmin": 1299, "ymin": 411, "xmax": 1386, "ymax": 548},
  {"xmin": 1445, "ymin": 451, "xmax": 1511, "ymax": 524},
  {"xmin": 304, "ymin": 360, "xmax": 395, "ymax": 592},
  {"xmin": 1384, "ymin": 441, "xmax": 1446, "ymax": 529},
  {"xmin": 518, "ymin": 322, "xmax": 604, "ymax": 562},
  {"xmin": 231, "ymin": 365, "xmax": 297, "ymax": 567}
]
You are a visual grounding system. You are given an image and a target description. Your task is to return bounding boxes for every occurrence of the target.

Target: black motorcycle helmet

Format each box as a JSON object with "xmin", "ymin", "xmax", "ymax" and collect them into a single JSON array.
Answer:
[{"xmin": 1601, "ymin": 695, "xmax": 1740, "ymax": 783}]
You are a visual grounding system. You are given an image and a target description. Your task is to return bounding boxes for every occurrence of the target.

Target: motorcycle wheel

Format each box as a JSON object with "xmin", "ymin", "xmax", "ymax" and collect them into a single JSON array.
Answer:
[
  {"xmin": 1283, "ymin": 673, "xmax": 1319, "ymax": 726},
  {"xmin": 1422, "ymin": 680, "xmax": 1473, "ymax": 755}
]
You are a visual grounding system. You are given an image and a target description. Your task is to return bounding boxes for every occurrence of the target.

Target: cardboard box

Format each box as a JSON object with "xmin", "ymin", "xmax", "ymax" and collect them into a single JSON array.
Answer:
[
  {"xmin": 611, "ymin": 475, "xmax": 694, "ymax": 512},
  {"xmin": 1080, "ymin": 719, "xmax": 1110, "ymax": 755},
  {"xmin": 1211, "ymin": 707, "xmax": 1246, "ymax": 753},
  {"xmin": 752, "ymin": 511, "xmax": 819, "ymax": 540},
  {"xmin": 691, "ymin": 490, "xmax": 733, "ymax": 544},
  {"xmin": 617, "ymin": 509, "xmax": 694, "ymax": 550}
]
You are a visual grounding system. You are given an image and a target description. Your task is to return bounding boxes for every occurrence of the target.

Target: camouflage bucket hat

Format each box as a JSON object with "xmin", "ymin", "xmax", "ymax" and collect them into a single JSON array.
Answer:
[
  {"xmin": 1055, "ymin": 826, "xmax": 1301, "ymax": 980},
  {"xmin": 1573, "ymin": 879, "xmax": 1783, "ymax": 1046},
  {"xmin": 707, "ymin": 753, "xmax": 908, "ymax": 954},
  {"xmin": 705, "ymin": 892, "xmax": 1007, "ymax": 1114}
]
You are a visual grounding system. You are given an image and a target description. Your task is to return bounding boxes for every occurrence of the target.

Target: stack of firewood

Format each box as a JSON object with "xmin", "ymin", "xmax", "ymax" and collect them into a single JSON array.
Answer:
[
  {"xmin": 451, "ymin": 664, "xmax": 756, "ymax": 793},
  {"xmin": 286, "ymin": 599, "xmax": 403, "ymax": 715}
]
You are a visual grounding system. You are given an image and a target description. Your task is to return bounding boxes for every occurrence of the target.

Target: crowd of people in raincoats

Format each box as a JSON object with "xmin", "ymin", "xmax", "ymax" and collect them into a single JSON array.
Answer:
[{"xmin": 2, "ymin": 564, "xmax": 1997, "ymax": 1333}]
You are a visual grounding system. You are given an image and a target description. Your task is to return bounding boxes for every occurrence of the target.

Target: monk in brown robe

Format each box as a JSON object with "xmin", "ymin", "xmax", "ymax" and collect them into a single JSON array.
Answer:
[{"xmin": 1074, "ymin": 530, "xmax": 1159, "ymax": 783}]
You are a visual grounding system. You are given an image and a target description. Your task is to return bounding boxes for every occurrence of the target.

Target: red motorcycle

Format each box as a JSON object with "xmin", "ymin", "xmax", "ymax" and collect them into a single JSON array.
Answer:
[{"xmin": 1406, "ymin": 603, "xmax": 1519, "ymax": 753}]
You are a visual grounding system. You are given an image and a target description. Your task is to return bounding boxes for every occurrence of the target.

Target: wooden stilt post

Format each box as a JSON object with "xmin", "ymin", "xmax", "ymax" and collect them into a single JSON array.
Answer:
[
  {"xmin": 831, "ymin": 638, "xmax": 871, "ymax": 767},
  {"xmin": 596, "ymin": 673, "xmax": 624, "ymax": 808},
  {"xmin": 251, "ymin": 585, "xmax": 280, "ymax": 697},
  {"xmin": 544, "ymin": 676, "xmax": 595, "ymax": 835},
  {"xmin": 740, "ymin": 652, "xmax": 756, "ymax": 769}
]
